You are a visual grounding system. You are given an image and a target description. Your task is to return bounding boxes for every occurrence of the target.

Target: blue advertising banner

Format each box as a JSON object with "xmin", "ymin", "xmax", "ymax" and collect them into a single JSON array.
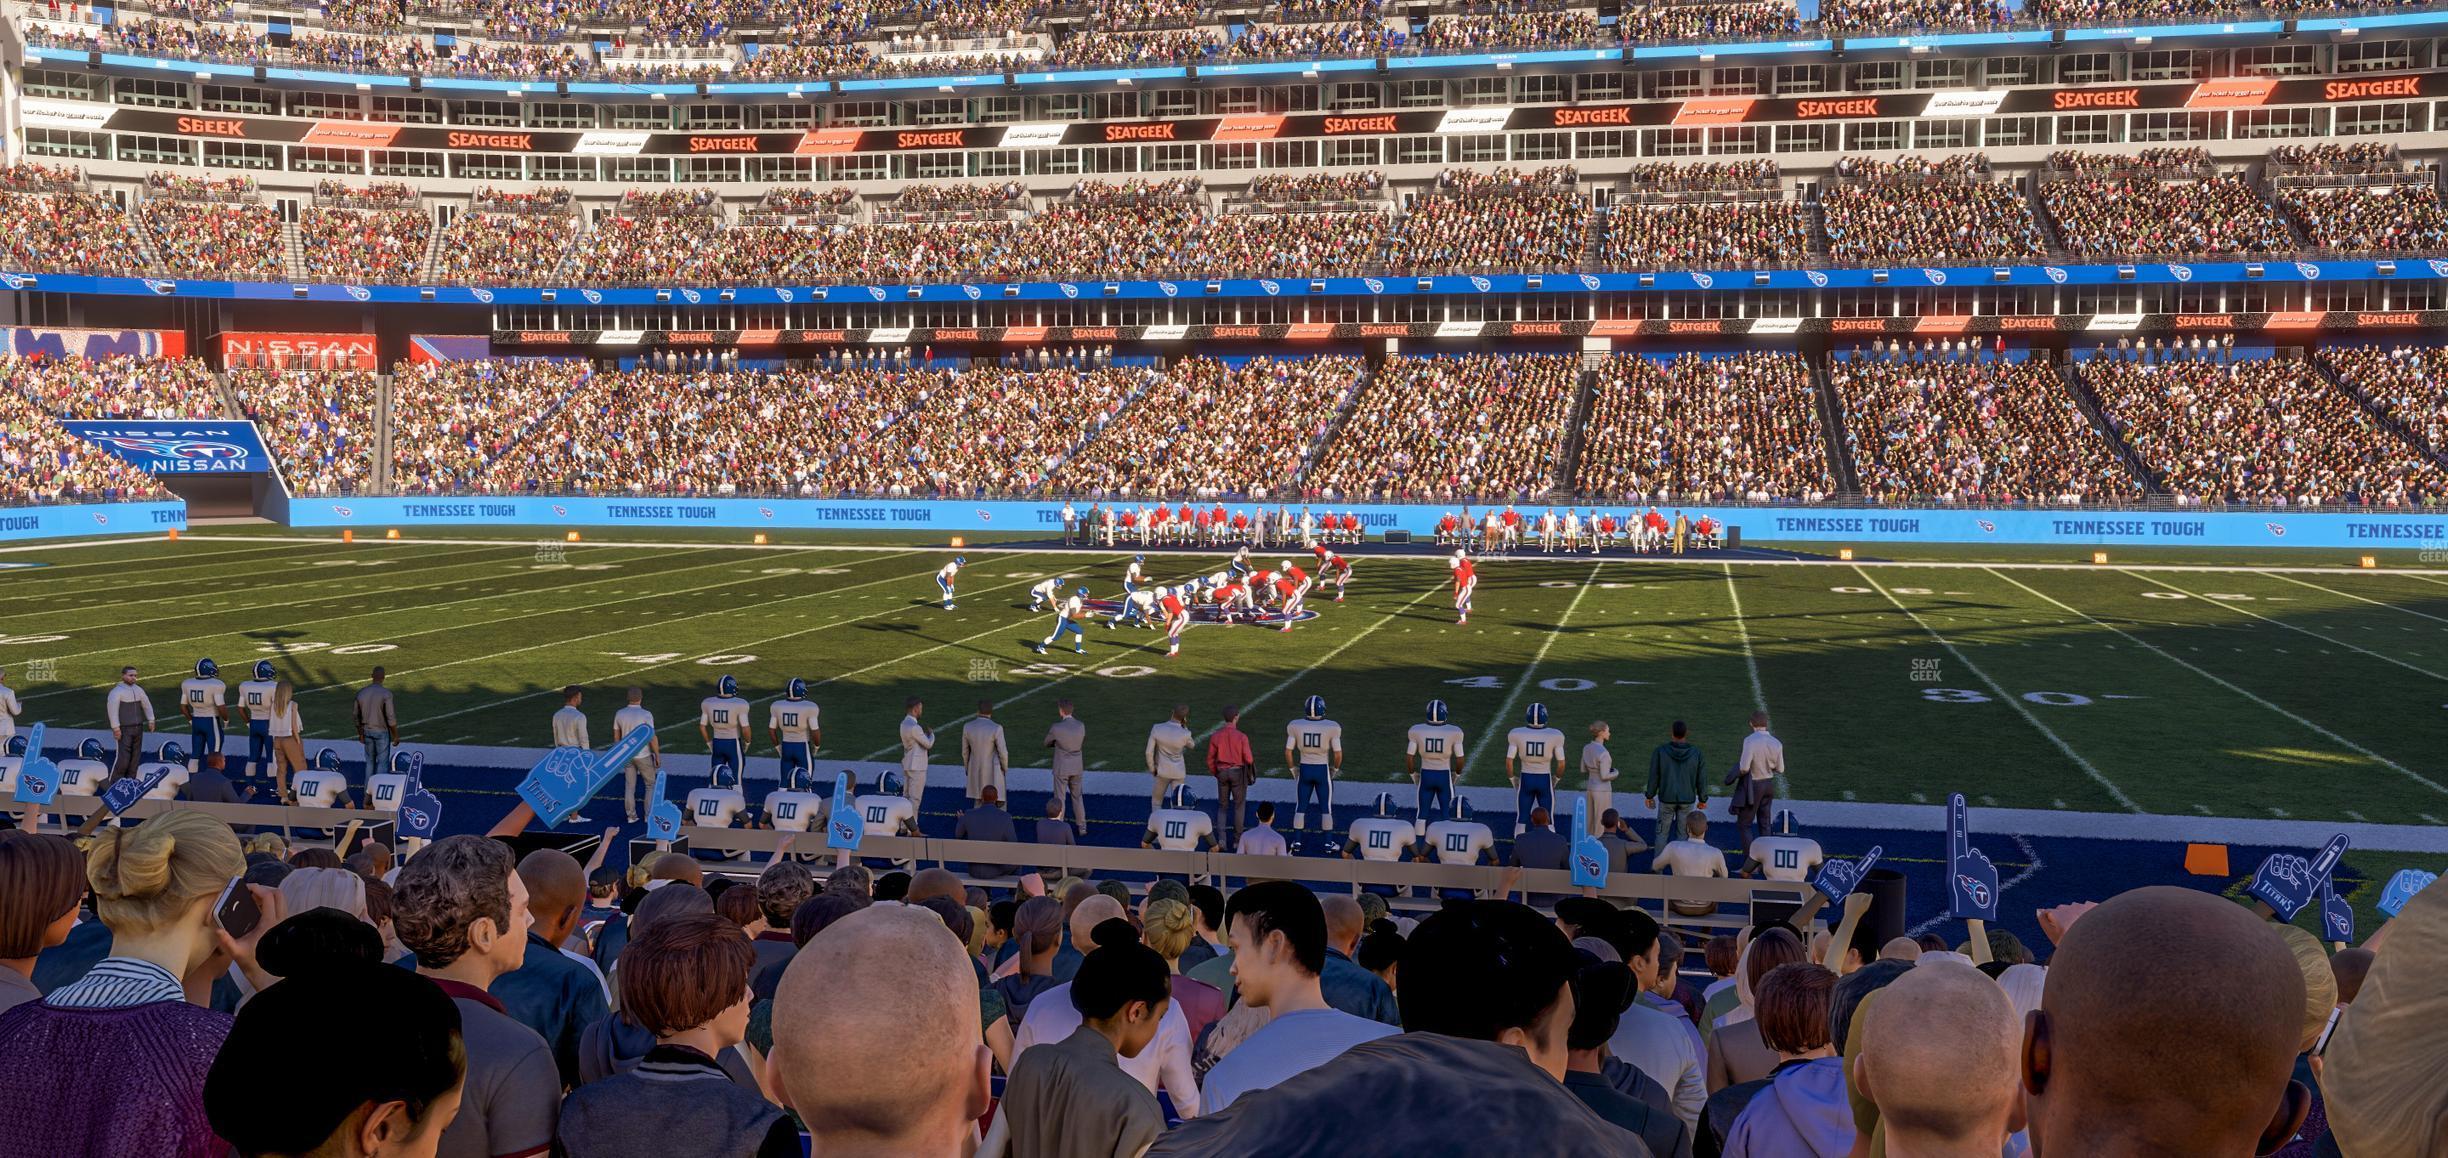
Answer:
[
  {"xmin": 60, "ymin": 421, "xmax": 272, "ymax": 475},
  {"xmin": 280, "ymin": 495, "xmax": 2448, "ymax": 550},
  {"xmin": 0, "ymin": 501, "xmax": 186, "ymax": 542}
]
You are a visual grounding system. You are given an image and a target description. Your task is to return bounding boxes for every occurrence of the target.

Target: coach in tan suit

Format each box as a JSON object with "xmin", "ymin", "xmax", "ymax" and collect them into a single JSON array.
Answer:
[{"xmin": 961, "ymin": 700, "xmax": 1009, "ymax": 804}]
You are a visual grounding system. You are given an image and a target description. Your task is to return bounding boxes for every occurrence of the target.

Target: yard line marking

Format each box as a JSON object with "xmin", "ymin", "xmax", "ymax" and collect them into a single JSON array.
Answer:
[
  {"xmin": 1721, "ymin": 562, "xmax": 1769, "ymax": 716},
  {"xmin": 1195, "ymin": 586, "xmax": 1444, "ymax": 747},
  {"xmin": 1858, "ymin": 566, "xmax": 2140, "ymax": 812},
  {"xmin": 0, "ymin": 540, "xmax": 376, "ymax": 597},
  {"xmin": 1990, "ymin": 568, "xmax": 2446, "ymax": 797},
  {"xmin": 1464, "ymin": 564, "xmax": 1604, "ymax": 781},
  {"xmin": 8, "ymin": 543, "xmax": 521, "ymax": 630},
  {"xmin": 20, "ymin": 545, "xmax": 731, "ymax": 701},
  {"xmin": 2123, "ymin": 570, "xmax": 2448, "ymax": 683},
  {"xmin": 2270, "ymin": 572, "xmax": 2448, "ymax": 626},
  {"xmin": 408, "ymin": 553, "xmax": 1025, "ymax": 735}
]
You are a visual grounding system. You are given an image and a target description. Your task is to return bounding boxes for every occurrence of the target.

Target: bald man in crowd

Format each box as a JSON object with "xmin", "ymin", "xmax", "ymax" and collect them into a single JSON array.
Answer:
[
  {"xmin": 2020, "ymin": 887, "xmax": 2310, "ymax": 1157},
  {"xmin": 767, "ymin": 904, "xmax": 993, "ymax": 1158},
  {"xmin": 1318, "ymin": 894, "xmax": 1400, "ymax": 1025},
  {"xmin": 1855, "ymin": 962, "xmax": 2021, "ymax": 1157},
  {"xmin": 493, "ymin": 848, "xmax": 612, "ymax": 1087},
  {"xmin": 646, "ymin": 852, "xmax": 703, "ymax": 888}
]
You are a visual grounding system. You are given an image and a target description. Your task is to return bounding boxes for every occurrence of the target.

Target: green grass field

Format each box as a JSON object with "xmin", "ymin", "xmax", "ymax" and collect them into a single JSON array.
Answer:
[{"xmin": 8, "ymin": 529, "xmax": 2448, "ymax": 828}]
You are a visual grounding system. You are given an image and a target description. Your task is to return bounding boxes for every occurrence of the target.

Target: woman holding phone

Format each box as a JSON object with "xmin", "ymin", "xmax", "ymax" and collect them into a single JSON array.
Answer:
[
  {"xmin": 267, "ymin": 680, "xmax": 307, "ymax": 803},
  {"xmin": 0, "ymin": 810, "xmax": 281, "ymax": 1157}
]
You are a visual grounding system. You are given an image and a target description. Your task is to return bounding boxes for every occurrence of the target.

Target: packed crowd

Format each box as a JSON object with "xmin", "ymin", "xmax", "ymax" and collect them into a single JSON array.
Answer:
[
  {"xmin": 2315, "ymin": 344, "xmax": 2448, "ymax": 460},
  {"xmin": 429, "ymin": 212, "xmax": 582, "ymax": 285},
  {"xmin": 886, "ymin": 182, "xmax": 1032, "ymax": 220},
  {"xmin": 1383, "ymin": 174, "xmax": 1591, "ymax": 274},
  {"xmin": 1412, "ymin": 9, "xmax": 1603, "ymax": 49},
  {"xmin": 1832, "ymin": 350, "xmax": 2144, "ymax": 505},
  {"xmin": 821, "ymin": 365, "xmax": 1153, "ymax": 496},
  {"xmin": 0, "ymin": 183, "xmax": 157, "ymax": 276},
  {"xmin": 226, "ymin": 369, "xmax": 383, "ymax": 496},
  {"xmin": 0, "ymin": 163, "xmax": 85, "ymax": 195},
  {"xmin": 2265, "ymin": 142, "xmax": 2404, "ymax": 179},
  {"xmin": 312, "ymin": 180, "xmax": 423, "ymax": 211},
  {"xmin": 1573, "ymin": 352, "xmax": 1836, "ymax": 503},
  {"xmin": 139, "ymin": 202, "xmax": 287, "ymax": 281},
  {"xmin": 1599, "ymin": 200, "xmax": 1813, "ymax": 269},
  {"xmin": 1815, "ymin": 0, "xmax": 2014, "ymax": 29},
  {"xmin": 1228, "ymin": 21, "xmax": 1394, "ymax": 58},
  {"xmin": 1243, "ymin": 173, "xmax": 1386, "ymax": 206},
  {"xmin": 1049, "ymin": 356, "xmax": 1369, "ymax": 499},
  {"xmin": 2277, "ymin": 184, "xmax": 2448, "ymax": 253},
  {"xmin": 0, "ymin": 370, "xmax": 172, "ymax": 505},
  {"xmin": 2081, "ymin": 350, "xmax": 2445, "ymax": 506},
  {"xmin": 11, "ymin": 355, "xmax": 226, "ymax": 422},
  {"xmin": 5, "ymin": 702, "xmax": 2431, "ymax": 1158},
  {"xmin": 1820, "ymin": 155, "xmax": 2047, "ymax": 264},
  {"xmin": 298, "ymin": 206, "xmax": 434, "ymax": 283},
  {"xmin": 476, "ymin": 366, "xmax": 942, "ymax": 496},
  {"xmin": 2039, "ymin": 169, "xmax": 2298, "ymax": 259},
  {"xmin": 388, "ymin": 359, "xmax": 596, "ymax": 494},
  {"xmin": 1618, "ymin": 0, "xmax": 1797, "ymax": 41},
  {"xmin": 1306, "ymin": 353, "xmax": 1579, "ymax": 502}
]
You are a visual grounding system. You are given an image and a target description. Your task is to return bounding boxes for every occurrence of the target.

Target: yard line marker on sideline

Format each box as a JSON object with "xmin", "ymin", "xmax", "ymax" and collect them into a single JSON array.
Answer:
[
  {"xmin": 2124, "ymin": 570, "xmax": 2448, "ymax": 683},
  {"xmin": 1463, "ymin": 563, "xmax": 1604, "ymax": 782},
  {"xmin": 1721, "ymin": 560, "xmax": 1787, "ymax": 797},
  {"xmin": 1989, "ymin": 568, "xmax": 2445, "ymax": 797},
  {"xmin": 1856, "ymin": 566, "xmax": 2140, "ymax": 813},
  {"xmin": 2270, "ymin": 572, "xmax": 2448, "ymax": 627}
]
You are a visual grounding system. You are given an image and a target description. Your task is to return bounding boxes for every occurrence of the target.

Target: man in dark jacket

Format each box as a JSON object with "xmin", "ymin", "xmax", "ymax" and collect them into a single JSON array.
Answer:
[{"xmin": 1643, "ymin": 721, "xmax": 1706, "ymax": 853}]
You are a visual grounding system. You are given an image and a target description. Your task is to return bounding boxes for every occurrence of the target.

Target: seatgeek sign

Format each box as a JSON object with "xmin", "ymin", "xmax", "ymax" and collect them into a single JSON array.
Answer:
[
  {"xmin": 283, "ymin": 497, "xmax": 2448, "ymax": 550},
  {"xmin": 0, "ymin": 501, "xmax": 186, "ymax": 542},
  {"xmin": 61, "ymin": 421, "xmax": 272, "ymax": 474}
]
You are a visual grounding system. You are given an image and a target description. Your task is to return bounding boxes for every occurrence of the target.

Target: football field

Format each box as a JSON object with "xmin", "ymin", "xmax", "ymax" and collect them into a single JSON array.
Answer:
[{"xmin": 7, "ymin": 529, "xmax": 2448, "ymax": 830}]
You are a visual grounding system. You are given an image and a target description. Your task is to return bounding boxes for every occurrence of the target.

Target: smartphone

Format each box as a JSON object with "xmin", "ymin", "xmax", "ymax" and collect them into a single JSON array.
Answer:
[
  {"xmin": 213, "ymin": 876, "xmax": 261, "ymax": 940},
  {"xmin": 2312, "ymin": 1004, "xmax": 2344, "ymax": 1057}
]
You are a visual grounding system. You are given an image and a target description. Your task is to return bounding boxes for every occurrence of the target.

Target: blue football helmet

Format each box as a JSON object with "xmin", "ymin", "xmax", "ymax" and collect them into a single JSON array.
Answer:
[
  {"xmin": 717, "ymin": 675, "xmax": 738, "ymax": 698},
  {"xmin": 1454, "ymin": 799, "xmax": 1475, "ymax": 824},
  {"xmin": 253, "ymin": 660, "xmax": 275, "ymax": 681},
  {"xmin": 954, "ymin": 555, "xmax": 968, "ymax": 566},
  {"xmin": 195, "ymin": 657, "xmax": 217, "ymax": 679},
  {"xmin": 1374, "ymin": 792, "xmax": 1395, "ymax": 817},
  {"xmin": 80, "ymin": 739, "xmax": 105, "ymax": 761},
  {"xmin": 4, "ymin": 736, "xmax": 23, "ymax": 757},
  {"xmin": 393, "ymin": 749, "xmax": 419, "ymax": 774},
  {"xmin": 786, "ymin": 677, "xmax": 808, "ymax": 701},
  {"xmin": 315, "ymin": 748, "xmax": 342, "ymax": 772},
  {"xmin": 1164, "ymin": 783, "xmax": 1191, "ymax": 810},
  {"xmin": 159, "ymin": 741, "xmax": 187, "ymax": 765},
  {"xmin": 1134, "ymin": 554, "xmax": 1146, "ymax": 564},
  {"xmin": 1777, "ymin": 810, "xmax": 1798, "ymax": 836},
  {"xmin": 712, "ymin": 762, "xmax": 737, "ymax": 789},
  {"xmin": 1074, "ymin": 584, "xmax": 1089, "ymax": 596},
  {"xmin": 880, "ymin": 770, "xmax": 906, "ymax": 797},
  {"xmin": 1425, "ymin": 699, "xmax": 1450, "ymax": 725},
  {"xmin": 1303, "ymin": 695, "xmax": 1327, "ymax": 720},
  {"xmin": 1526, "ymin": 703, "xmax": 1550, "ymax": 728}
]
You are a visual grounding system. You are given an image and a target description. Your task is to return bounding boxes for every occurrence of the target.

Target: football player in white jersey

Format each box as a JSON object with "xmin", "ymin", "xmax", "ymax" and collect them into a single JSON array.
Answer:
[
  {"xmin": 1123, "ymin": 555, "xmax": 1147, "ymax": 593},
  {"xmin": 235, "ymin": 660, "xmax": 279, "ymax": 786},
  {"xmin": 1506, "ymin": 702, "xmax": 1568, "ymax": 839},
  {"xmin": 764, "ymin": 775, "xmax": 825, "ymax": 838},
  {"xmin": 855, "ymin": 770, "xmax": 920, "ymax": 867},
  {"xmin": 1345, "ymin": 793, "xmax": 1415, "ymax": 899},
  {"xmin": 1739, "ymin": 811, "xmax": 1826, "ymax": 884},
  {"xmin": 1405, "ymin": 699, "xmax": 1466, "ymax": 835},
  {"xmin": 1144, "ymin": 784, "xmax": 1215, "ymax": 861},
  {"xmin": 1424, "ymin": 799, "xmax": 1496, "ymax": 899},
  {"xmin": 1283, "ymin": 695, "xmax": 1343, "ymax": 836},
  {"xmin": 363, "ymin": 750, "xmax": 409, "ymax": 815},
  {"xmin": 137, "ymin": 741, "xmax": 194, "ymax": 801},
  {"xmin": 687, "ymin": 760, "xmax": 751, "ymax": 860},
  {"xmin": 768, "ymin": 678, "xmax": 820, "ymax": 790},
  {"xmin": 1109, "ymin": 585, "xmax": 1160, "ymax": 630},
  {"xmin": 179, "ymin": 658, "xmax": 228, "ymax": 773},
  {"xmin": 610, "ymin": 686, "xmax": 659, "ymax": 823},
  {"xmin": 1034, "ymin": 584, "xmax": 1091, "ymax": 655},
  {"xmin": 1026, "ymin": 576, "xmax": 1068, "ymax": 611},
  {"xmin": 56, "ymin": 738, "xmax": 111, "ymax": 800},
  {"xmin": 699, "ymin": 675, "xmax": 752, "ymax": 783},
  {"xmin": 291, "ymin": 748, "xmax": 351, "ymax": 809},
  {"xmin": 936, "ymin": 555, "xmax": 966, "ymax": 609}
]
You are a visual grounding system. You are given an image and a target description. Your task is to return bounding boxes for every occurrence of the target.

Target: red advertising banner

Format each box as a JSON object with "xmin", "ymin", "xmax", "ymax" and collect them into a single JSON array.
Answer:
[{"xmin": 220, "ymin": 331, "xmax": 377, "ymax": 370}]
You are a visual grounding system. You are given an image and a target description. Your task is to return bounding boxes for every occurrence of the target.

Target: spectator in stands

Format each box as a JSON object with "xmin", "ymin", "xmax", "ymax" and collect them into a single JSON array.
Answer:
[
  {"xmin": 955, "ymin": 786, "xmax": 1020, "ymax": 880},
  {"xmin": 558, "ymin": 910, "xmax": 792, "ymax": 1158},
  {"xmin": 391, "ymin": 834, "xmax": 559, "ymax": 1158},
  {"xmin": 1155, "ymin": 899, "xmax": 1622, "ymax": 1153},
  {"xmin": 204, "ymin": 959, "xmax": 466, "ymax": 1158},
  {"xmin": 1721, "ymin": 961, "xmax": 1849, "ymax": 1156},
  {"xmin": 1577, "ymin": 353, "xmax": 1833, "ymax": 503},
  {"xmin": 1013, "ymin": 895, "xmax": 1201, "ymax": 1118},
  {"xmin": 747, "ymin": 861, "xmax": 814, "ymax": 999},
  {"xmin": 766, "ymin": 904, "xmax": 992, "ymax": 1158},
  {"xmin": 995, "ymin": 895, "xmax": 1068, "ymax": 1026},
  {"xmin": 1707, "ymin": 926, "xmax": 1808, "ymax": 1093},
  {"xmin": 1239, "ymin": 802, "xmax": 1290, "ymax": 856},
  {"xmin": 1610, "ymin": 908, "xmax": 1706, "ymax": 1125},
  {"xmin": 1310, "ymin": 354, "xmax": 1578, "ymax": 502},
  {"xmin": 1654, "ymin": 813, "xmax": 1730, "ymax": 917},
  {"xmin": 1513, "ymin": 807, "xmax": 1571, "ymax": 873},
  {"xmin": 1198, "ymin": 882, "xmax": 1399, "ymax": 1110},
  {"xmin": 2320, "ymin": 869, "xmax": 2446, "ymax": 1156},
  {"xmin": 1140, "ymin": 896, "xmax": 1224, "ymax": 1044},
  {"xmin": 1562, "ymin": 955, "xmax": 1693, "ymax": 1158},
  {"xmin": 2040, "ymin": 150, "xmax": 2298, "ymax": 259},
  {"xmin": 493, "ymin": 848, "xmax": 610, "ymax": 1088},
  {"xmin": 2020, "ymin": 887, "xmax": 2311, "ymax": 1156},
  {"xmin": 1318, "ymin": 894, "xmax": 1400, "ymax": 1024},
  {"xmin": 0, "ymin": 831, "xmax": 85, "ymax": 1017},
  {"xmin": 1835, "ymin": 350, "xmax": 2142, "ymax": 505},
  {"xmin": 0, "ymin": 810, "xmax": 262, "ymax": 1158},
  {"xmin": 1852, "ymin": 962, "xmax": 2021, "ymax": 1157},
  {"xmin": 1002, "ymin": 917, "xmax": 1174, "ymax": 1157},
  {"xmin": 1822, "ymin": 155, "xmax": 2043, "ymax": 264}
]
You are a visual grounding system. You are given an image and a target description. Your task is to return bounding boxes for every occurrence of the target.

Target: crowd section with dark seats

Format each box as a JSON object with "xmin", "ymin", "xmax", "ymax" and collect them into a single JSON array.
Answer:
[
  {"xmin": 1573, "ymin": 352, "xmax": 1835, "ymax": 504},
  {"xmin": 1304, "ymin": 353, "xmax": 1581, "ymax": 502},
  {"xmin": 1832, "ymin": 349, "xmax": 2146, "ymax": 506},
  {"xmin": 2316, "ymin": 344, "xmax": 2448, "ymax": 460},
  {"xmin": 2036, "ymin": 148, "xmax": 2300, "ymax": 260}
]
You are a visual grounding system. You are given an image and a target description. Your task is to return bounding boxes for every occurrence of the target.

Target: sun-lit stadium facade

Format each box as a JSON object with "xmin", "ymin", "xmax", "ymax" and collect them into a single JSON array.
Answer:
[{"xmin": 6, "ymin": 4, "xmax": 2448, "ymax": 541}]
